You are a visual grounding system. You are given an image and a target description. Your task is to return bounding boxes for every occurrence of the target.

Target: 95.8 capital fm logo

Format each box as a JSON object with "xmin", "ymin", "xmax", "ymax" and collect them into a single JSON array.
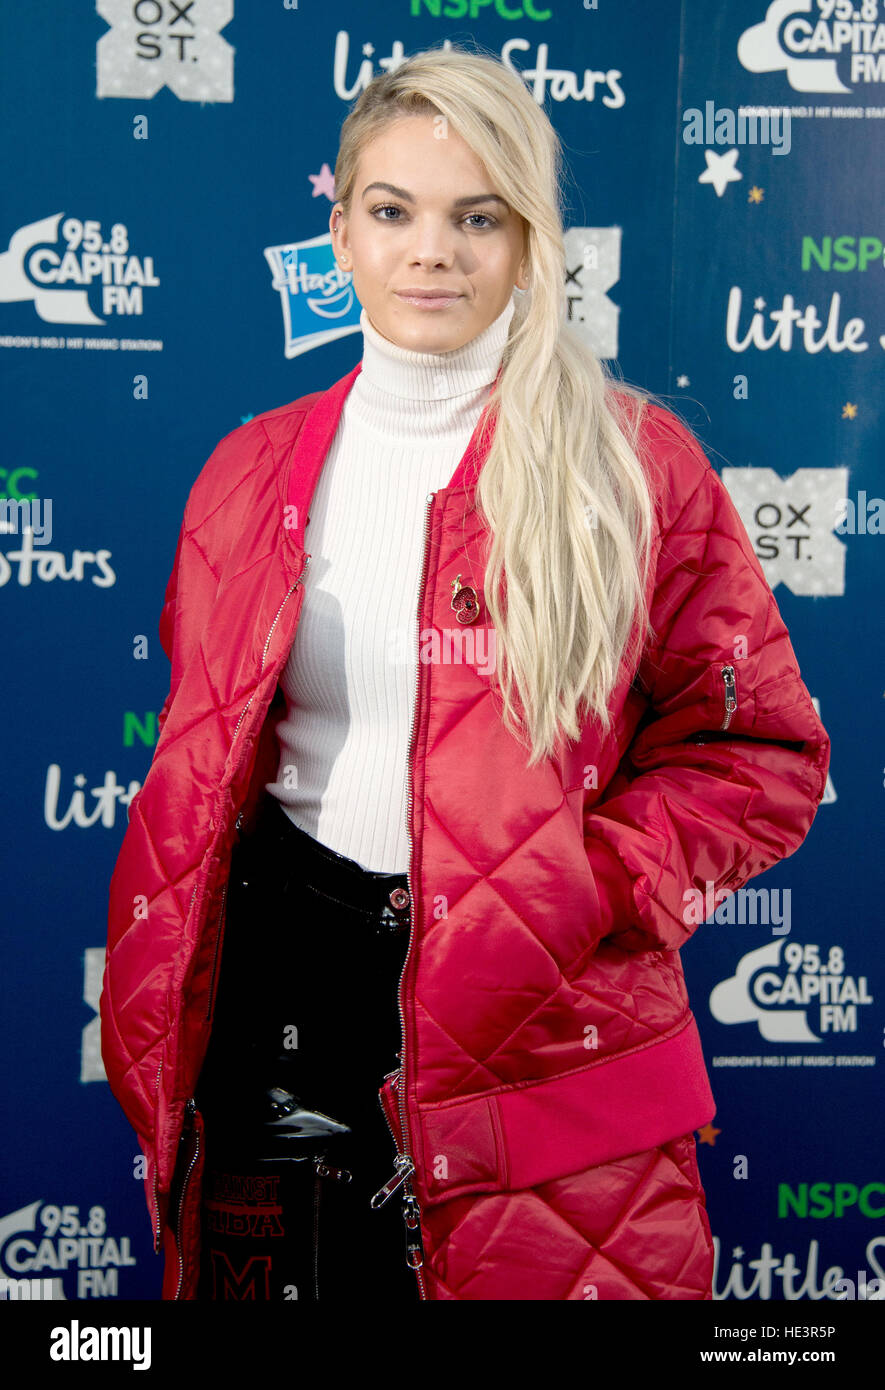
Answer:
[
  {"xmin": 0, "ymin": 1199, "xmax": 137, "ymax": 1300},
  {"xmin": 739, "ymin": 0, "xmax": 885, "ymax": 95},
  {"xmin": 0, "ymin": 212, "xmax": 159, "ymax": 331},
  {"xmin": 710, "ymin": 939, "xmax": 874, "ymax": 1046}
]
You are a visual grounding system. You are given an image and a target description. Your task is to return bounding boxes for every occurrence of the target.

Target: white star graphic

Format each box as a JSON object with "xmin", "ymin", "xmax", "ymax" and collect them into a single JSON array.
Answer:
[
  {"xmin": 676, "ymin": 374, "xmax": 690, "ymax": 388},
  {"xmin": 698, "ymin": 148, "xmax": 742, "ymax": 198}
]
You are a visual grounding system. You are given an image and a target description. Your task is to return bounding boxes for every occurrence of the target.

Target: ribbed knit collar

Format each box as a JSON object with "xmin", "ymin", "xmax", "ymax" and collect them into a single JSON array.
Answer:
[{"xmin": 348, "ymin": 295, "xmax": 515, "ymax": 443}]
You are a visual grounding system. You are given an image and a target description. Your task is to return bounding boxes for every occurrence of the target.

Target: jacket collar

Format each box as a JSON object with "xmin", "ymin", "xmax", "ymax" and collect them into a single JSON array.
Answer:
[{"xmin": 284, "ymin": 360, "xmax": 504, "ymax": 552}]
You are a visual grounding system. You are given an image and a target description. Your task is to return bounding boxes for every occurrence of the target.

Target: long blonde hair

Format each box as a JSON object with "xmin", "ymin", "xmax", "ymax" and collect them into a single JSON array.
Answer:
[{"xmin": 334, "ymin": 43, "xmax": 659, "ymax": 767}]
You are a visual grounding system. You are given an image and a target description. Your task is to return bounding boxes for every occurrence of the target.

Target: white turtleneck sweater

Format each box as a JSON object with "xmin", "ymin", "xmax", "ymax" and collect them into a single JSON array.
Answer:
[{"xmin": 264, "ymin": 295, "xmax": 515, "ymax": 872}]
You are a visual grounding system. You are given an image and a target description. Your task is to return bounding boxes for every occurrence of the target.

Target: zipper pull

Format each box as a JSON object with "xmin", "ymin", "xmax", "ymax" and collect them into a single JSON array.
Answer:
[
  {"xmin": 370, "ymin": 1154, "xmax": 415, "ymax": 1208},
  {"xmin": 720, "ymin": 665, "xmax": 737, "ymax": 730},
  {"xmin": 315, "ymin": 1159, "xmax": 352, "ymax": 1183},
  {"xmin": 402, "ymin": 1189, "xmax": 425, "ymax": 1268}
]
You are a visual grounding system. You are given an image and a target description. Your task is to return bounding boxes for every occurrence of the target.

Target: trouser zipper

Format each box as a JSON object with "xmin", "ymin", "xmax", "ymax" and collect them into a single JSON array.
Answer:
[
  {"xmin": 313, "ymin": 1169, "xmax": 321, "ymax": 1299},
  {"xmin": 312, "ymin": 1157, "xmax": 351, "ymax": 1300}
]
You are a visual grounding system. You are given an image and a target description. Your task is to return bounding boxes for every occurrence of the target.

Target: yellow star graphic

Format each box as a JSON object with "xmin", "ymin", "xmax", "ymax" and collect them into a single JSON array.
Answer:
[
  {"xmin": 748, "ymin": 186, "xmax": 765, "ymax": 204},
  {"xmin": 697, "ymin": 1123, "xmax": 722, "ymax": 1146},
  {"xmin": 842, "ymin": 402, "xmax": 858, "ymax": 419}
]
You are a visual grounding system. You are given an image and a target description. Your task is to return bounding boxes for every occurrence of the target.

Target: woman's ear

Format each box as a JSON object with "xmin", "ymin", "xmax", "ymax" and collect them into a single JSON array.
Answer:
[{"xmin": 330, "ymin": 205, "xmax": 349, "ymax": 266}]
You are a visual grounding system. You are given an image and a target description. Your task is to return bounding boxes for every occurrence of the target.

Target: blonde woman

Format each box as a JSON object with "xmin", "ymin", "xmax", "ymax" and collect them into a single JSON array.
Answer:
[{"xmin": 101, "ymin": 44, "xmax": 830, "ymax": 1301}]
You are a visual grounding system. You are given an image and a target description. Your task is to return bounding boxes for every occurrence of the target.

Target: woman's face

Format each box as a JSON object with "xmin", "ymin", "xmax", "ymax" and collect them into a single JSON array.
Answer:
[{"xmin": 330, "ymin": 113, "xmax": 529, "ymax": 353}]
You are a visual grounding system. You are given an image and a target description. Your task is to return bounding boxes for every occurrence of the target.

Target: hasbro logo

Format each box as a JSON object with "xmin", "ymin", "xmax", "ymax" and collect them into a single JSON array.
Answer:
[{"xmin": 264, "ymin": 233, "xmax": 361, "ymax": 358}]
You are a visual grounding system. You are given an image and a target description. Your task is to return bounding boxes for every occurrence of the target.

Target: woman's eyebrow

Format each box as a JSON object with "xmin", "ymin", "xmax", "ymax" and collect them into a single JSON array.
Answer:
[{"xmin": 360, "ymin": 181, "xmax": 509, "ymax": 209}]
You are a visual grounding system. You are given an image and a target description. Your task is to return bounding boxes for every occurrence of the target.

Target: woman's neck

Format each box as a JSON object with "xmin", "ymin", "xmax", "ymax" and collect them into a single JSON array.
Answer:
[{"xmin": 348, "ymin": 296, "xmax": 515, "ymax": 442}]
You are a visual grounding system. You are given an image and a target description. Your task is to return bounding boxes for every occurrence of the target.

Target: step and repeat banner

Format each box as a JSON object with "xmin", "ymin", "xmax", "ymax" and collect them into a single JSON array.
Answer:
[{"xmin": 1, "ymin": 2, "xmax": 882, "ymax": 1301}]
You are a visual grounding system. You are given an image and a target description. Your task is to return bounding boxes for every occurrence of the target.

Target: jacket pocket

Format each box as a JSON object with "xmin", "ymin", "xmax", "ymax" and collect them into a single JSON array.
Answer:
[
  {"xmin": 629, "ymin": 661, "xmax": 727, "ymax": 759},
  {"xmin": 415, "ymin": 1014, "xmax": 716, "ymax": 1206}
]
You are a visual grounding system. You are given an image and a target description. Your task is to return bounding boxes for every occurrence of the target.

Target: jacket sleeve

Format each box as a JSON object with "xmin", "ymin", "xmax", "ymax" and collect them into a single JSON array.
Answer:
[{"xmin": 582, "ymin": 410, "xmax": 831, "ymax": 954}]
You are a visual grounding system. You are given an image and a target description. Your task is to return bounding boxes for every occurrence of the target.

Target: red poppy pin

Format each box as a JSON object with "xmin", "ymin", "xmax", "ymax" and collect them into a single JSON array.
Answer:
[{"xmin": 451, "ymin": 573, "xmax": 480, "ymax": 625}]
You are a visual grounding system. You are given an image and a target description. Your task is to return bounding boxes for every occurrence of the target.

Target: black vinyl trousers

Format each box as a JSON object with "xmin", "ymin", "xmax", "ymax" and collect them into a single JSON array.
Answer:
[{"xmin": 194, "ymin": 792, "xmax": 422, "ymax": 1303}]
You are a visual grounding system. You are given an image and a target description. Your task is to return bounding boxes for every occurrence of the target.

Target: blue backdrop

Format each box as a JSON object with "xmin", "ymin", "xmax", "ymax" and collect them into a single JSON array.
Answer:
[{"xmin": 1, "ymin": 0, "xmax": 882, "ymax": 1302}]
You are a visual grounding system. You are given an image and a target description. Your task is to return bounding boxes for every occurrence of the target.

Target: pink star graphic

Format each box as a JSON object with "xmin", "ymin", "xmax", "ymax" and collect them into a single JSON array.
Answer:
[{"xmin": 309, "ymin": 163, "xmax": 337, "ymax": 201}]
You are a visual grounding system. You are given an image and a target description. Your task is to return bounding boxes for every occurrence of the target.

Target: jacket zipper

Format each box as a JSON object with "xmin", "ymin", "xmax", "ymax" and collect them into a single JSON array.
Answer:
[
  {"xmin": 720, "ymin": 664, "xmax": 737, "ymax": 730},
  {"xmin": 231, "ymin": 553, "xmax": 312, "ymax": 746},
  {"xmin": 370, "ymin": 492, "xmax": 434, "ymax": 1299},
  {"xmin": 153, "ymin": 1060, "xmax": 164, "ymax": 1252},
  {"xmin": 375, "ymin": 1076, "xmax": 426, "ymax": 1276},
  {"xmin": 173, "ymin": 1097, "xmax": 199, "ymax": 1299},
  {"xmin": 154, "ymin": 551, "xmax": 312, "ymax": 1262}
]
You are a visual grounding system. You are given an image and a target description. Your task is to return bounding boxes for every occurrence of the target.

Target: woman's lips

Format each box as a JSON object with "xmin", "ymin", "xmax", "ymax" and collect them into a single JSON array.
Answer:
[{"xmin": 395, "ymin": 292, "xmax": 463, "ymax": 309}]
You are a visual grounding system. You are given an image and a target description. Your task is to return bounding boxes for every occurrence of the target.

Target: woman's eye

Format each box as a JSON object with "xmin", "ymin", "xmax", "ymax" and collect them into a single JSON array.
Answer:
[{"xmin": 369, "ymin": 204, "xmax": 496, "ymax": 228}]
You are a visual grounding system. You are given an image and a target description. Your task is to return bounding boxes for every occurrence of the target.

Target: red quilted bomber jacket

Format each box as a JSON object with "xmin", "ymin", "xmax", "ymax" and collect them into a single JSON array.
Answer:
[{"xmin": 101, "ymin": 364, "xmax": 830, "ymax": 1300}]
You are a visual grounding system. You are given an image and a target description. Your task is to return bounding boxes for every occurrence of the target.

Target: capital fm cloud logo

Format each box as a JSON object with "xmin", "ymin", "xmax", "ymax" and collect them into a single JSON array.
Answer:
[
  {"xmin": 0, "ymin": 213, "xmax": 159, "ymax": 327},
  {"xmin": 738, "ymin": 0, "xmax": 885, "ymax": 94},
  {"xmin": 0, "ymin": 1198, "xmax": 138, "ymax": 1300},
  {"xmin": 710, "ymin": 940, "xmax": 873, "ymax": 1043},
  {"xmin": 96, "ymin": 0, "xmax": 233, "ymax": 102}
]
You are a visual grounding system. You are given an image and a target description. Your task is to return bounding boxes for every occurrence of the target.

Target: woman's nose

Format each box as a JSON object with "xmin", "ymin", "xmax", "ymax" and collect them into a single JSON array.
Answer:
[{"xmin": 407, "ymin": 224, "xmax": 457, "ymax": 265}]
